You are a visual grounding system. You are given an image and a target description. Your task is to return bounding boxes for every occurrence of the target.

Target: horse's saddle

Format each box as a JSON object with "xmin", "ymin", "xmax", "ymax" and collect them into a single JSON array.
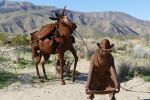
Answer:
[
  {"xmin": 37, "ymin": 23, "xmax": 57, "ymax": 39},
  {"xmin": 30, "ymin": 23, "xmax": 76, "ymax": 54}
]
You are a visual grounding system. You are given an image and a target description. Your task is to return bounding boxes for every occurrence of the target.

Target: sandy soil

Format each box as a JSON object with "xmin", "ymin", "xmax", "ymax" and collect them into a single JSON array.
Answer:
[{"xmin": 0, "ymin": 59, "xmax": 150, "ymax": 100}]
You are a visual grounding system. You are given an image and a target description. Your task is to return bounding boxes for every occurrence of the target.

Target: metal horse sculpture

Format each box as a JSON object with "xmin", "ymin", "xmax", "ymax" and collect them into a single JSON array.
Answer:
[{"xmin": 30, "ymin": 6, "xmax": 78, "ymax": 85}]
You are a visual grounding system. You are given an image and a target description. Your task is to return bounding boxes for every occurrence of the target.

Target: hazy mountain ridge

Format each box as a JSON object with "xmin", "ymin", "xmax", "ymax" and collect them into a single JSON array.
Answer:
[{"xmin": 0, "ymin": 1, "xmax": 150, "ymax": 36}]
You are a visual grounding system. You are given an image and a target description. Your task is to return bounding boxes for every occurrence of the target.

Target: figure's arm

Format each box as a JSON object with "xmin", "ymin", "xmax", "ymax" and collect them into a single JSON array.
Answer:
[
  {"xmin": 85, "ymin": 61, "xmax": 94, "ymax": 93},
  {"xmin": 110, "ymin": 58, "xmax": 120, "ymax": 93}
]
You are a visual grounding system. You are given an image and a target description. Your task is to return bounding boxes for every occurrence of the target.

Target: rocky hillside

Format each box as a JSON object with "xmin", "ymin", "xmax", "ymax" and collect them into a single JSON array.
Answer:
[{"xmin": 0, "ymin": 0, "xmax": 150, "ymax": 36}]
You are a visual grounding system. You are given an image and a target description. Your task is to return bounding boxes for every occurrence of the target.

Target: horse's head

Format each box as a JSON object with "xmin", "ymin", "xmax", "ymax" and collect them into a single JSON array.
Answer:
[{"xmin": 49, "ymin": 6, "xmax": 77, "ymax": 38}]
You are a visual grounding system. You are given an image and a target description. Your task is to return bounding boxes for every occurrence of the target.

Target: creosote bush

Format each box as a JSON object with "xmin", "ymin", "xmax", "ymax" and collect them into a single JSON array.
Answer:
[
  {"xmin": 0, "ymin": 48, "xmax": 17, "ymax": 89},
  {"xmin": 0, "ymin": 32, "xmax": 10, "ymax": 45},
  {"xmin": 0, "ymin": 71, "xmax": 16, "ymax": 89},
  {"xmin": 133, "ymin": 45, "xmax": 150, "ymax": 59},
  {"xmin": 118, "ymin": 60, "xmax": 150, "ymax": 81},
  {"xmin": 10, "ymin": 34, "xmax": 30, "ymax": 46},
  {"xmin": 17, "ymin": 58, "xmax": 34, "ymax": 69}
]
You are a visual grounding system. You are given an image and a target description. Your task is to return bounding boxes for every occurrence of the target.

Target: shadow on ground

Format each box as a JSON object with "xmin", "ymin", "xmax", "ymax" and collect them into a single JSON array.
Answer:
[
  {"xmin": 76, "ymin": 73, "xmax": 87, "ymax": 82},
  {"xmin": 0, "ymin": 71, "xmax": 89, "ymax": 89},
  {"xmin": 0, "ymin": 72, "xmax": 62, "ymax": 89}
]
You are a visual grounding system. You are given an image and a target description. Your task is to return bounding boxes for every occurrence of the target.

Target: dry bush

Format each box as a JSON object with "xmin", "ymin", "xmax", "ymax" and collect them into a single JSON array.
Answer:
[
  {"xmin": 73, "ymin": 38, "xmax": 97, "ymax": 59},
  {"xmin": 132, "ymin": 44, "xmax": 150, "ymax": 59},
  {"xmin": 117, "ymin": 59, "xmax": 150, "ymax": 81},
  {"xmin": 0, "ymin": 47, "xmax": 17, "ymax": 88},
  {"xmin": 10, "ymin": 34, "xmax": 30, "ymax": 46},
  {"xmin": 113, "ymin": 40, "xmax": 133, "ymax": 53},
  {"xmin": 51, "ymin": 51, "xmax": 75, "ymax": 77},
  {"xmin": 77, "ymin": 39, "xmax": 97, "ymax": 60},
  {"xmin": 84, "ymin": 44, "xmax": 97, "ymax": 60},
  {"xmin": 0, "ymin": 47, "xmax": 17, "ymax": 72},
  {"xmin": 0, "ymin": 32, "xmax": 11, "ymax": 45}
]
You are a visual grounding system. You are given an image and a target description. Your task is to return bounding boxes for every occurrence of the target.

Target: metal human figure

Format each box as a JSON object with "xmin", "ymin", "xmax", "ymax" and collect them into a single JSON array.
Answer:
[{"xmin": 86, "ymin": 39, "xmax": 120, "ymax": 100}]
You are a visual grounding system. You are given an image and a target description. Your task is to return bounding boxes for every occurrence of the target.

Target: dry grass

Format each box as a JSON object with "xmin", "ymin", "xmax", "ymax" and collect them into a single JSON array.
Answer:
[{"xmin": 108, "ymin": 38, "xmax": 150, "ymax": 81}]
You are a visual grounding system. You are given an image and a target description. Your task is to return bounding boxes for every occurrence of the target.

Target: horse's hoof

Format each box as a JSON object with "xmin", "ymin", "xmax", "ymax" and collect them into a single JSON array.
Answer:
[
  {"xmin": 87, "ymin": 94, "xmax": 94, "ymax": 100},
  {"xmin": 44, "ymin": 76, "xmax": 48, "ymax": 80},
  {"xmin": 39, "ymin": 79, "xmax": 44, "ymax": 83},
  {"xmin": 61, "ymin": 80, "xmax": 66, "ymax": 85},
  {"xmin": 38, "ymin": 76, "xmax": 41, "ymax": 79},
  {"xmin": 110, "ymin": 96, "xmax": 116, "ymax": 100}
]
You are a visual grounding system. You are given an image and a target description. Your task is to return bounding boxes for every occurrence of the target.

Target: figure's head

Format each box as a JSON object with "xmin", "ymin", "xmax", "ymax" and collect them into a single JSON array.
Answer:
[{"xmin": 97, "ymin": 39, "xmax": 114, "ymax": 51}]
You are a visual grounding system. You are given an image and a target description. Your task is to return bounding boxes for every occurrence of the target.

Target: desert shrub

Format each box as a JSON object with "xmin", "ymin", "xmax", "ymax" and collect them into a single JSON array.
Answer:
[
  {"xmin": 0, "ymin": 32, "xmax": 10, "ymax": 45},
  {"xmin": 84, "ymin": 41, "xmax": 97, "ymax": 60},
  {"xmin": 52, "ymin": 50, "xmax": 81, "ymax": 78},
  {"xmin": 18, "ymin": 59, "xmax": 29, "ymax": 69},
  {"xmin": 0, "ymin": 71, "xmax": 16, "ymax": 89},
  {"xmin": 0, "ymin": 49, "xmax": 17, "ymax": 89},
  {"xmin": 52, "ymin": 51, "xmax": 75, "ymax": 77},
  {"xmin": 84, "ymin": 48, "xmax": 96, "ymax": 60},
  {"xmin": 0, "ymin": 55, "xmax": 9, "ymax": 62},
  {"xmin": 47, "ymin": 60, "xmax": 52, "ymax": 64},
  {"xmin": 0, "ymin": 47, "xmax": 14, "ymax": 63},
  {"xmin": 143, "ymin": 76, "xmax": 150, "ymax": 82},
  {"xmin": 115, "ymin": 43, "xmax": 127, "ymax": 51},
  {"xmin": 135, "ymin": 66, "xmax": 150, "ymax": 76},
  {"xmin": 17, "ymin": 58, "xmax": 34, "ymax": 69},
  {"xmin": 0, "ymin": 32, "xmax": 7, "ymax": 40},
  {"xmin": 118, "ymin": 60, "xmax": 133, "ymax": 80},
  {"xmin": 114, "ymin": 40, "xmax": 133, "ymax": 53},
  {"xmin": 74, "ymin": 39, "xmax": 85, "ymax": 58},
  {"xmin": 108, "ymin": 34, "xmax": 139, "ymax": 41},
  {"xmin": 10, "ymin": 34, "xmax": 30, "ymax": 46},
  {"xmin": 132, "ymin": 45, "xmax": 150, "ymax": 59},
  {"xmin": 141, "ymin": 33, "xmax": 150, "ymax": 41},
  {"xmin": 118, "ymin": 59, "xmax": 150, "ymax": 81}
]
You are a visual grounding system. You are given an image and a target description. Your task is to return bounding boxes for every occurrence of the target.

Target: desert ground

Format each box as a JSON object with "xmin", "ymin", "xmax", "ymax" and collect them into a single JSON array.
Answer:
[{"xmin": 0, "ymin": 59, "xmax": 150, "ymax": 100}]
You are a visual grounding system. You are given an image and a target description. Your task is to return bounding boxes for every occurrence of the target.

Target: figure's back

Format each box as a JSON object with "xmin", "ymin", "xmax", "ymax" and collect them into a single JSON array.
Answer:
[
  {"xmin": 91, "ymin": 49, "xmax": 114, "ymax": 70},
  {"xmin": 88, "ymin": 48, "xmax": 115, "ymax": 90}
]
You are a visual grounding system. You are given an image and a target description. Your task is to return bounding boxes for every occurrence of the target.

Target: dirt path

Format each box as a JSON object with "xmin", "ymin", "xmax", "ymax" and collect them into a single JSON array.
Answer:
[{"xmin": 0, "ymin": 59, "xmax": 150, "ymax": 100}]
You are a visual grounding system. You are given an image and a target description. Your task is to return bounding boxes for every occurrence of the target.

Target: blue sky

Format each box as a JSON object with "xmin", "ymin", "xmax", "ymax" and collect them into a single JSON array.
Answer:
[{"xmin": 9, "ymin": 0, "xmax": 150, "ymax": 21}]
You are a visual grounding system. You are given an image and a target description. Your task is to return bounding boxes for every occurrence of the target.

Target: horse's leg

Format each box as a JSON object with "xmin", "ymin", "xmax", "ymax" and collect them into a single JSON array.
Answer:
[
  {"xmin": 87, "ymin": 93, "xmax": 94, "ymax": 100},
  {"xmin": 55, "ymin": 59, "xmax": 60, "ymax": 74},
  {"xmin": 35, "ymin": 55, "xmax": 42, "ymax": 79},
  {"xmin": 109, "ymin": 93, "xmax": 116, "ymax": 100},
  {"xmin": 70, "ymin": 48, "xmax": 78, "ymax": 82},
  {"xmin": 42, "ymin": 62, "xmax": 47, "ymax": 80},
  {"xmin": 41, "ymin": 54, "xmax": 50, "ymax": 80},
  {"xmin": 57, "ymin": 50, "xmax": 65, "ymax": 85}
]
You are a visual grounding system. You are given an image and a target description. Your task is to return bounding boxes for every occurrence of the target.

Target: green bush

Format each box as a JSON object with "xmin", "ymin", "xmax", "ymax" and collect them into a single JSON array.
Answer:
[
  {"xmin": 118, "ymin": 60, "xmax": 150, "ymax": 81},
  {"xmin": 47, "ymin": 60, "xmax": 52, "ymax": 64},
  {"xmin": 118, "ymin": 61, "xmax": 131, "ymax": 79},
  {"xmin": 18, "ymin": 59, "xmax": 34, "ymax": 69},
  {"xmin": 0, "ymin": 32, "xmax": 10, "ymax": 45},
  {"xmin": 108, "ymin": 34, "xmax": 139, "ymax": 41},
  {"xmin": 143, "ymin": 76, "xmax": 150, "ymax": 82},
  {"xmin": 84, "ymin": 44, "xmax": 97, "ymax": 60},
  {"xmin": 0, "ymin": 72, "xmax": 16, "ymax": 89},
  {"xmin": 0, "ymin": 56, "xmax": 9, "ymax": 62},
  {"xmin": 10, "ymin": 34, "xmax": 30, "ymax": 46}
]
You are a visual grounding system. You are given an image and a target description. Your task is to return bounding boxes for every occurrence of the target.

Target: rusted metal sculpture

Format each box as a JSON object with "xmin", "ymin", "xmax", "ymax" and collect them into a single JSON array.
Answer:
[
  {"xmin": 30, "ymin": 6, "xmax": 78, "ymax": 85},
  {"xmin": 85, "ymin": 39, "xmax": 120, "ymax": 100}
]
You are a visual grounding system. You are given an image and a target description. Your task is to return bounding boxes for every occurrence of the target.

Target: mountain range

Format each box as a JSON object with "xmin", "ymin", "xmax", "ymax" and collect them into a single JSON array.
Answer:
[{"xmin": 0, "ymin": 0, "xmax": 150, "ymax": 37}]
